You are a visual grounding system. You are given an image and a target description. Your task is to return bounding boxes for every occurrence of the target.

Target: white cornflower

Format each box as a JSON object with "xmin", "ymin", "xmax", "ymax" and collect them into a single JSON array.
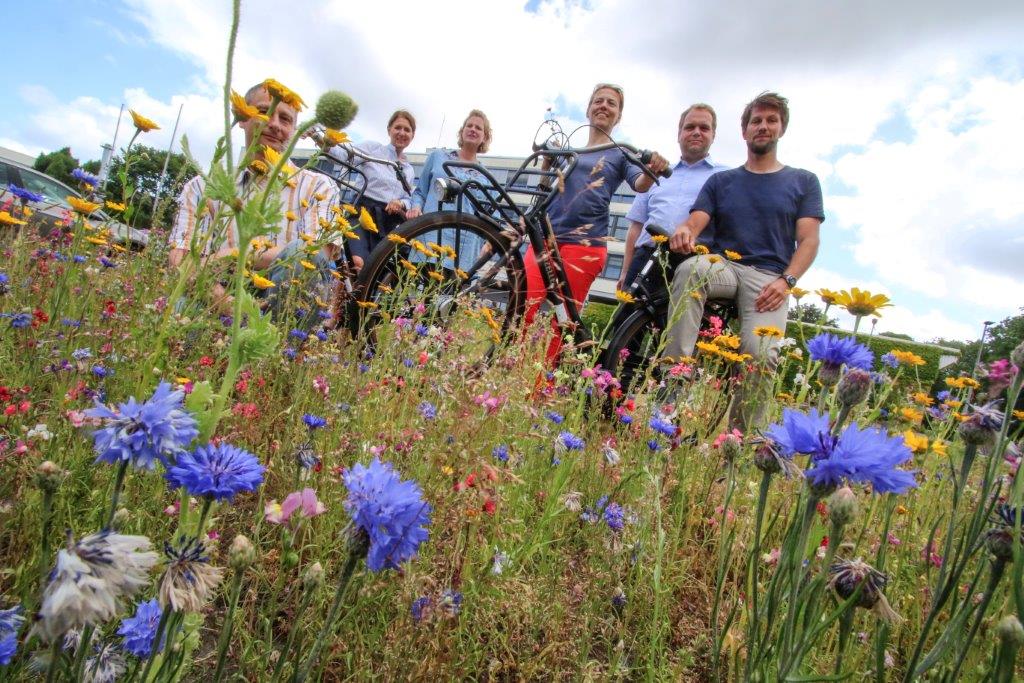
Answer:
[
  {"xmin": 82, "ymin": 644, "xmax": 127, "ymax": 683},
  {"xmin": 26, "ymin": 423, "xmax": 53, "ymax": 441}
]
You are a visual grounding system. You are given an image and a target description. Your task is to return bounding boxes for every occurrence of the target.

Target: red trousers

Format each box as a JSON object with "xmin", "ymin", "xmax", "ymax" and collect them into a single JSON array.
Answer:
[{"xmin": 523, "ymin": 243, "xmax": 607, "ymax": 363}]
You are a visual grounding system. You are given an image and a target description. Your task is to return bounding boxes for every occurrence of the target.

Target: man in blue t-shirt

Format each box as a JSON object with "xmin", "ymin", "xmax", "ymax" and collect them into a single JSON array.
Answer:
[{"xmin": 665, "ymin": 91, "xmax": 824, "ymax": 429}]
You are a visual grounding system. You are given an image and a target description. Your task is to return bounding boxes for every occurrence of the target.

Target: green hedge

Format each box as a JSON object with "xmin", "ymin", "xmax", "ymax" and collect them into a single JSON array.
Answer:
[
  {"xmin": 581, "ymin": 301, "xmax": 617, "ymax": 338},
  {"xmin": 786, "ymin": 321, "xmax": 957, "ymax": 389}
]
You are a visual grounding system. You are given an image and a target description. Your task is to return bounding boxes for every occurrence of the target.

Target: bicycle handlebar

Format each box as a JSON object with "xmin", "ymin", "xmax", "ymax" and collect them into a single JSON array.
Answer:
[
  {"xmin": 332, "ymin": 143, "xmax": 413, "ymax": 194},
  {"xmin": 644, "ymin": 223, "xmax": 673, "ymax": 240},
  {"xmin": 532, "ymin": 139, "xmax": 672, "ymax": 180}
]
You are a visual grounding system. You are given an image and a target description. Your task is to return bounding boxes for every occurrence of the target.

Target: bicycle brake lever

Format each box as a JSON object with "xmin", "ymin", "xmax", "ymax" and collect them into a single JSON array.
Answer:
[{"xmin": 637, "ymin": 150, "xmax": 673, "ymax": 179}]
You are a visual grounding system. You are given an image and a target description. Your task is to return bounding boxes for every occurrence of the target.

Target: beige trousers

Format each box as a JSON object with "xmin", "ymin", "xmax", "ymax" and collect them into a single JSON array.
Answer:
[{"xmin": 663, "ymin": 255, "xmax": 789, "ymax": 430}]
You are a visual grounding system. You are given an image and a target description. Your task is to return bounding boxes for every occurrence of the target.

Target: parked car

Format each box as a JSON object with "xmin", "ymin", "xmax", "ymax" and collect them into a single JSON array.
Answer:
[{"xmin": 0, "ymin": 158, "xmax": 150, "ymax": 248}]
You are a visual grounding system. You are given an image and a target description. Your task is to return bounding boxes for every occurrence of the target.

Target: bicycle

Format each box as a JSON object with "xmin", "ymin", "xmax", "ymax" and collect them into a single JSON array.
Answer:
[{"xmin": 349, "ymin": 120, "xmax": 672, "ymax": 363}]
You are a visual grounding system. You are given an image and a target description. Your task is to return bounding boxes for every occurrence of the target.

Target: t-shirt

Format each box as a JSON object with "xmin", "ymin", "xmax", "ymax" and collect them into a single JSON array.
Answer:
[
  {"xmin": 691, "ymin": 166, "xmax": 824, "ymax": 274},
  {"xmin": 548, "ymin": 147, "xmax": 642, "ymax": 246}
]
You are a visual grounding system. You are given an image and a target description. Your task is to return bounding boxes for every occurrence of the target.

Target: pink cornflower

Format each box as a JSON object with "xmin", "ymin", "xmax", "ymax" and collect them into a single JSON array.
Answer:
[
  {"xmin": 265, "ymin": 488, "xmax": 327, "ymax": 524},
  {"xmin": 312, "ymin": 375, "xmax": 330, "ymax": 397}
]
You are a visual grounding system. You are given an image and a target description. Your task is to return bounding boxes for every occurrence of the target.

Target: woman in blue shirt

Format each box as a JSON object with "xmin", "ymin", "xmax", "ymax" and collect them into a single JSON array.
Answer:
[{"xmin": 405, "ymin": 109, "xmax": 493, "ymax": 272}]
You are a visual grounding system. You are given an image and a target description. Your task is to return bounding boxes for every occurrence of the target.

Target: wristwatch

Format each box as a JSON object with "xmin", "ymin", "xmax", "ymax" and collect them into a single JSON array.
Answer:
[{"xmin": 782, "ymin": 274, "xmax": 798, "ymax": 288}]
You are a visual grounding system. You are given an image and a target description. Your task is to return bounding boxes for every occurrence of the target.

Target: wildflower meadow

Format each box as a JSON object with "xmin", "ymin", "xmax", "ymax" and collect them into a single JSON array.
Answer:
[{"xmin": 2, "ymin": 7, "xmax": 1024, "ymax": 682}]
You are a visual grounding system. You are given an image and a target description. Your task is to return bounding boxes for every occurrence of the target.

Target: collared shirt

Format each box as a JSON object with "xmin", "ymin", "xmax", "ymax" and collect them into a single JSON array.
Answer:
[
  {"xmin": 169, "ymin": 167, "xmax": 339, "ymax": 253},
  {"xmin": 625, "ymin": 156, "xmax": 727, "ymax": 248},
  {"xmin": 346, "ymin": 140, "xmax": 414, "ymax": 207}
]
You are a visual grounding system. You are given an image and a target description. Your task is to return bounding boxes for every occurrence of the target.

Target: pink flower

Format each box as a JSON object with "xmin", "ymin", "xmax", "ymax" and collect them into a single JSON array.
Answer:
[
  {"xmin": 66, "ymin": 410, "xmax": 86, "ymax": 427},
  {"xmin": 712, "ymin": 429, "xmax": 743, "ymax": 449},
  {"xmin": 312, "ymin": 375, "xmax": 330, "ymax": 397},
  {"xmin": 473, "ymin": 391, "xmax": 505, "ymax": 414},
  {"xmin": 265, "ymin": 488, "xmax": 327, "ymax": 524}
]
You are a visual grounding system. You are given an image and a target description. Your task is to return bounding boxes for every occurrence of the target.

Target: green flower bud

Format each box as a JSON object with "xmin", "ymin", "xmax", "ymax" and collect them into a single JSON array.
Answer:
[
  {"xmin": 828, "ymin": 486, "xmax": 858, "ymax": 527},
  {"xmin": 315, "ymin": 91, "xmax": 358, "ymax": 131},
  {"xmin": 111, "ymin": 507, "xmax": 131, "ymax": 530},
  {"xmin": 1010, "ymin": 340, "xmax": 1024, "ymax": 370},
  {"xmin": 837, "ymin": 368, "xmax": 872, "ymax": 408},
  {"xmin": 303, "ymin": 561, "xmax": 324, "ymax": 590},
  {"xmin": 996, "ymin": 615, "xmax": 1024, "ymax": 647},
  {"xmin": 33, "ymin": 460, "xmax": 66, "ymax": 494},
  {"xmin": 283, "ymin": 551, "xmax": 300, "ymax": 569},
  {"xmin": 229, "ymin": 534, "xmax": 256, "ymax": 571}
]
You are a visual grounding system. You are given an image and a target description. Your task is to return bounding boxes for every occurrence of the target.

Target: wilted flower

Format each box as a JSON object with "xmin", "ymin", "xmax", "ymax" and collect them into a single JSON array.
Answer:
[
  {"xmin": 837, "ymin": 368, "xmax": 873, "ymax": 408},
  {"xmin": 985, "ymin": 504, "xmax": 1023, "ymax": 561},
  {"xmin": 83, "ymin": 643, "xmax": 127, "ymax": 682},
  {"xmin": 32, "ymin": 532, "xmax": 159, "ymax": 642},
  {"xmin": 86, "ymin": 381, "xmax": 199, "ymax": 470},
  {"xmin": 959, "ymin": 401, "xmax": 1005, "ymax": 446},
  {"xmin": 158, "ymin": 537, "xmax": 223, "ymax": 613},
  {"xmin": 491, "ymin": 548, "xmax": 509, "ymax": 575},
  {"xmin": 164, "ymin": 443, "xmax": 265, "ymax": 502},
  {"xmin": 750, "ymin": 435, "xmax": 804, "ymax": 478},
  {"xmin": 828, "ymin": 558, "xmax": 901, "ymax": 623},
  {"xmin": 342, "ymin": 458, "xmax": 431, "ymax": 572},
  {"xmin": 117, "ymin": 598, "xmax": 163, "ymax": 658}
]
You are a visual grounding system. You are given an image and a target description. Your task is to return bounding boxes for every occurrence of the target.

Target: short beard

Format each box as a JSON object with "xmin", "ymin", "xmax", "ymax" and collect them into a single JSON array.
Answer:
[{"xmin": 748, "ymin": 139, "xmax": 777, "ymax": 156}]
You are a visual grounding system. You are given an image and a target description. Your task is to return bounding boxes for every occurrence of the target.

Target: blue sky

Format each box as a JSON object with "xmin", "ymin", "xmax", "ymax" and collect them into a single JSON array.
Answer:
[{"xmin": 4, "ymin": 0, "xmax": 1023, "ymax": 343}]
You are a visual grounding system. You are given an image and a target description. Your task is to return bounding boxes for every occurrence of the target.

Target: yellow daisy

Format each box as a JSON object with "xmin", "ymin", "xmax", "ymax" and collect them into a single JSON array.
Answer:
[
  {"xmin": 834, "ymin": 287, "xmax": 892, "ymax": 317},
  {"xmin": 250, "ymin": 273, "xmax": 275, "ymax": 289},
  {"xmin": 230, "ymin": 90, "xmax": 267, "ymax": 122},
  {"xmin": 129, "ymin": 109, "xmax": 160, "ymax": 132},
  {"xmin": 724, "ymin": 250, "xmax": 742, "ymax": 261},
  {"xmin": 754, "ymin": 325, "xmax": 784, "ymax": 338},
  {"xmin": 104, "ymin": 201, "xmax": 127, "ymax": 212},
  {"xmin": 615, "ymin": 290, "xmax": 636, "ymax": 304},
  {"xmin": 891, "ymin": 349, "xmax": 926, "ymax": 367},
  {"xmin": 903, "ymin": 430, "xmax": 929, "ymax": 455},
  {"xmin": 262, "ymin": 78, "xmax": 306, "ymax": 111},
  {"xmin": 67, "ymin": 196, "xmax": 102, "ymax": 214},
  {"xmin": 0, "ymin": 211, "xmax": 27, "ymax": 226}
]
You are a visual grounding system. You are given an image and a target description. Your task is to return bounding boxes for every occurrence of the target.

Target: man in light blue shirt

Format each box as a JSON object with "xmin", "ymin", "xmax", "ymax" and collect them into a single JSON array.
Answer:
[{"xmin": 619, "ymin": 104, "xmax": 727, "ymax": 289}]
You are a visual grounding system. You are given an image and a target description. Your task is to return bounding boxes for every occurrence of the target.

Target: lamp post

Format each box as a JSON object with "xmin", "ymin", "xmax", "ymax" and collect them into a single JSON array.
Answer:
[{"xmin": 971, "ymin": 321, "xmax": 995, "ymax": 379}]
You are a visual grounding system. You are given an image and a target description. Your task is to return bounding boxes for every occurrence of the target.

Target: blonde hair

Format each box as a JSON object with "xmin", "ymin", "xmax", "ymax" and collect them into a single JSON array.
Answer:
[
  {"xmin": 388, "ymin": 109, "xmax": 416, "ymax": 133},
  {"xmin": 457, "ymin": 109, "xmax": 492, "ymax": 154}
]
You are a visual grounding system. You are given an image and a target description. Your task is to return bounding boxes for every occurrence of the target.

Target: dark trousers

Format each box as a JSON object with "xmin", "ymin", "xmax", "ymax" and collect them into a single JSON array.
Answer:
[
  {"xmin": 349, "ymin": 196, "xmax": 406, "ymax": 262},
  {"xmin": 623, "ymin": 244, "xmax": 656, "ymax": 290}
]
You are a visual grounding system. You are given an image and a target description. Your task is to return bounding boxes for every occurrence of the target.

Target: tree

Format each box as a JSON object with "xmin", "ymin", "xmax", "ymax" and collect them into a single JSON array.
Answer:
[
  {"xmin": 788, "ymin": 303, "xmax": 837, "ymax": 327},
  {"xmin": 936, "ymin": 308, "xmax": 1024, "ymax": 379},
  {"xmin": 33, "ymin": 147, "xmax": 82, "ymax": 188},
  {"xmin": 82, "ymin": 145, "xmax": 199, "ymax": 229}
]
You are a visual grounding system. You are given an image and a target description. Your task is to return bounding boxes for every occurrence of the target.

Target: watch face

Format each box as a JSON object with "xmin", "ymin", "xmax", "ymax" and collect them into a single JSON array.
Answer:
[{"xmin": 785, "ymin": 276, "xmax": 797, "ymax": 287}]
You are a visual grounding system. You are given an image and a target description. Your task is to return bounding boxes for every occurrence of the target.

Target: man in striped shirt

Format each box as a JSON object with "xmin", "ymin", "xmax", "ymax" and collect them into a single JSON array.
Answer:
[{"xmin": 168, "ymin": 82, "xmax": 343, "ymax": 316}]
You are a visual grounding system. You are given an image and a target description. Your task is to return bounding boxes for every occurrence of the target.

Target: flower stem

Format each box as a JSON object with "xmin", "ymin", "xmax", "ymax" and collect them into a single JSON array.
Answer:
[
  {"xmin": 212, "ymin": 567, "xmax": 245, "ymax": 682},
  {"xmin": 270, "ymin": 585, "xmax": 317, "ymax": 682},
  {"xmin": 105, "ymin": 459, "xmax": 130, "ymax": 529},
  {"xmin": 43, "ymin": 638, "xmax": 62, "ymax": 683},
  {"xmin": 743, "ymin": 471, "xmax": 772, "ymax": 681},
  {"xmin": 947, "ymin": 557, "xmax": 1006, "ymax": 681},
  {"xmin": 295, "ymin": 549, "xmax": 361, "ymax": 682},
  {"xmin": 833, "ymin": 605, "xmax": 855, "ymax": 675},
  {"xmin": 137, "ymin": 603, "xmax": 172, "ymax": 683}
]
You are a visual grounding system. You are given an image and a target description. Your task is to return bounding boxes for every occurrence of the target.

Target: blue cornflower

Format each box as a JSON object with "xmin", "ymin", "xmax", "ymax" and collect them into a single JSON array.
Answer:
[
  {"xmin": 9, "ymin": 312, "xmax": 31, "ymax": 329},
  {"xmin": 619, "ymin": 414, "xmax": 633, "ymax": 425},
  {"xmin": 71, "ymin": 168, "xmax": 100, "ymax": 186},
  {"xmin": 302, "ymin": 414, "xmax": 327, "ymax": 430},
  {"xmin": 165, "ymin": 443, "xmax": 265, "ymax": 502},
  {"xmin": 545, "ymin": 411, "xmax": 565, "ymax": 424},
  {"xmin": 601, "ymin": 497, "xmax": 625, "ymax": 532},
  {"xmin": 314, "ymin": 329, "xmax": 328, "ymax": 342},
  {"xmin": 410, "ymin": 596, "xmax": 431, "ymax": 622},
  {"xmin": 72, "ymin": 347, "xmax": 92, "ymax": 361},
  {"xmin": 117, "ymin": 599, "xmax": 163, "ymax": 658},
  {"xmin": 283, "ymin": 347, "xmax": 297, "ymax": 360},
  {"xmin": 92, "ymin": 365, "xmax": 113, "ymax": 378},
  {"xmin": 317, "ymin": 308, "xmax": 331, "ymax": 319},
  {"xmin": 439, "ymin": 589, "xmax": 462, "ymax": 616},
  {"xmin": 880, "ymin": 352, "xmax": 898, "ymax": 369},
  {"xmin": 649, "ymin": 416, "xmax": 676, "ymax": 437},
  {"xmin": 357, "ymin": 363, "xmax": 369, "ymax": 373},
  {"xmin": 807, "ymin": 333, "xmax": 874, "ymax": 371},
  {"xmin": 7, "ymin": 184, "xmax": 43, "ymax": 203},
  {"xmin": 0, "ymin": 272, "xmax": 8, "ymax": 294},
  {"xmin": 289, "ymin": 329, "xmax": 309, "ymax": 342},
  {"xmin": 343, "ymin": 458, "xmax": 431, "ymax": 571},
  {"xmin": 99, "ymin": 256, "xmax": 117, "ymax": 268},
  {"xmin": 557, "ymin": 431, "xmax": 585, "ymax": 451},
  {"xmin": 72, "ymin": 254, "xmax": 87, "ymax": 264},
  {"xmin": 62, "ymin": 318, "xmax": 81, "ymax": 327},
  {"xmin": 0, "ymin": 605, "xmax": 24, "ymax": 666},
  {"xmin": 766, "ymin": 408, "xmax": 917, "ymax": 494},
  {"xmin": 611, "ymin": 588, "xmax": 627, "ymax": 610},
  {"xmin": 419, "ymin": 401, "xmax": 437, "ymax": 420},
  {"xmin": 647, "ymin": 439, "xmax": 661, "ymax": 452},
  {"xmin": 414, "ymin": 323, "xmax": 429, "ymax": 336},
  {"xmin": 402, "ymin": 358, "xmax": 414, "ymax": 368},
  {"xmin": 936, "ymin": 390, "xmax": 951, "ymax": 401},
  {"xmin": 492, "ymin": 444, "xmax": 509, "ymax": 463},
  {"xmin": 86, "ymin": 381, "xmax": 199, "ymax": 470}
]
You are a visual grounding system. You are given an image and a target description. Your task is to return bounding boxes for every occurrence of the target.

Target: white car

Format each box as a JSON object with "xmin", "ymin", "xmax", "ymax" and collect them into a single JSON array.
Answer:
[{"xmin": 0, "ymin": 158, "xmax": 150, "ymax": 248}]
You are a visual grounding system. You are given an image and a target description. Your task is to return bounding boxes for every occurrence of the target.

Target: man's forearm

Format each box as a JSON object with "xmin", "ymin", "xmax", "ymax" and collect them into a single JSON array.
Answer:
[{"xmin": 784, "ymin": 234, "xmax": 820, "ymax": 280}]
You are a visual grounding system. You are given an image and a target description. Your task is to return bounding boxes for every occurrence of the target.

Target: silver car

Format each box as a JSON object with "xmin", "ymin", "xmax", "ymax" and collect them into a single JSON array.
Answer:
[{"xmin": 0, "ymin": 158, "xmax": 150, "ymax": 248}]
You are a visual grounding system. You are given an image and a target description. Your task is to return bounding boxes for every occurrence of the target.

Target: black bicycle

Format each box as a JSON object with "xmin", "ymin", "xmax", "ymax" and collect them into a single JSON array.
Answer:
[
  {"xmin": 349, "ymin": 120, "xmax": 671, "ymax": 362},
  {"xmin": 598, "ymin": 223, "xmax": 737, "ymax": 397}
]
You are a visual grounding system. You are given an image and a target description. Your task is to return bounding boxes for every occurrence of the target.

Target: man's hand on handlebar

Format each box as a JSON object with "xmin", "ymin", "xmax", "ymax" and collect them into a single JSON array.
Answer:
[
  {"xmin": 405, "ymin": 206, "xmax": 423, "ymax": 220},
  {"xmin": 670, "ymin": 223, "xmax": 696, "ymax": 254},
  {"xmin": 385, "ymin": 200, "xmax": 405, "ymax": 215},
  {"xmin": 645, "ymin": 151, "xmax": 670, "ymax": 178}
]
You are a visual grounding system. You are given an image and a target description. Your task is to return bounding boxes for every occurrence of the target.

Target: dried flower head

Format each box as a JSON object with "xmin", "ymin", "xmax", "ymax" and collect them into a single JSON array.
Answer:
[
  {"xmin": 828, "ymin": 558, "xmax": 902, "ymax": 623},
  {"xmin": 158, "ymin": 537, "xmax": 224, "ymax": 613}
]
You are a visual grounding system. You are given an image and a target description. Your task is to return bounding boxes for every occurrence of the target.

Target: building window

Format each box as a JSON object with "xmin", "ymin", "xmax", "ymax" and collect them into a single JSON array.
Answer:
[{"xmin": 601, "ymin": 254, "xmax": 623, "ymax": 280}]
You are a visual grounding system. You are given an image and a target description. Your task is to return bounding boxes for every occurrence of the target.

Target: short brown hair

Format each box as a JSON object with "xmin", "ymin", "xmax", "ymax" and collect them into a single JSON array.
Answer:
[
  {"xmin": 458, "ymin": 109, "xmax": 492, "ymax": 154},
  {"xmin": 679, "ymin": 103, "xmax": 717, "ymax": 132},
  {"xmin": 741, "ymin": 91, "xmax": 789, "ymax": 133},
  {"xmin": 388, "ymin": 109, "xmax": 416, "ymax": 133}
]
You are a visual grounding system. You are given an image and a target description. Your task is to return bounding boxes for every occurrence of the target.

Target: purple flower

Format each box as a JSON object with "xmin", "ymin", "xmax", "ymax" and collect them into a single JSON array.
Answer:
[
  {"xmin": 602, "ymin": 497, "xmax": 625, "ymax": 532},
  {"xmin": 545, "ymin": 411, "xmax": 564, "ymax": 424},
  {"xmin": 649, "ymin": 416, "xmax": 676, "ymax": 437},
  {"xmin": 807, "ymin": 333, "xmax": 874, "ymax": 371},
  {"xmin": 283, "ymin": 347, "xmax": 298, "ymax": 360},
  {"xmin": 117, "ymin": 599, "xmax": 163, "ymax": 658},
  {"xmin": 418, "ymin": 401, "xmax": 437, "ymax": 420},
  {"xmin": 557, "ymin": 431, "xmax": 585, "ymax": 451},
  {"xmin": 165, "ymin": 443, "xmax": 265, "ymax": 502},
  {"xmin": 342, "ymin": 458, "xmax": 431, "ymax": 572},
  {"xmin": 766, "ymin": 408, "xmax": 917, "ymax": 494},
  {"xmin": 72, "ymin": 168, "xmax": 101, "ymax": 186},
  {"xmin": 439, "ymin": 589, "xmax": 462, "ymax": 616},
  {"xmin": 289, "ymin": 329, "xmax": 309, "ymax": 342},
  {"xmin": 7, "ymin": 184, "xmax": 43, "ymax": 203},
  {"xmin": 86, "ymin": 381, "xmax": 199, "ymax": 470},
  {"xmin": 411, "ymin": 596, "xmax": 431, "ymax": 622},
  {"xmin": 880, "ymin": 352, "xmax": 898, "ymax": 369},
  {"xmin": 302, "ymin": 414, "xmax": 327, "ymax": 430},
  {"xmin": 0, "ymin": 605, "xmax": 24, "ymax": 666},
  {"xmin": 8, "ymin": 312, "xmax": 31, "ymax": 329},
  {"xmin": 492, "ymin": 444, "xmax": 509, "ymax": 463}
]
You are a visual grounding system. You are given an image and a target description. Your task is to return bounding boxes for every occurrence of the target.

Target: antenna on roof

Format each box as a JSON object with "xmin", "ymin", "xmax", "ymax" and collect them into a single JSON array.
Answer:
[{"xmin": 436, "ymin": 114, "xmax": 445, "ymax": 148}]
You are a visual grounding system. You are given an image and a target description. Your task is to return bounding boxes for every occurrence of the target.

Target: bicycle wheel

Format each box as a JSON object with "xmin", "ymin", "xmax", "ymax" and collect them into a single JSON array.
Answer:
[
  {"xmin": 352, "ymin": 211, "xmax": 526, "ymax": 362},
  {"xmin": 600, "ymin": 307, "xmax": 664, "ymax": 396}
]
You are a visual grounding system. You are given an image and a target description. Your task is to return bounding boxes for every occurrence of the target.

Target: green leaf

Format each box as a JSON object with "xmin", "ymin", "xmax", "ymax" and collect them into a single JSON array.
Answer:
[
  {"xmin": 235, "ymin": 292, "xmax": 280, "ymax": 365},
  {"xmin": 205, "ymin": 163, "xmax": 238, "ymax": 205},
  {"xmin": 236, "ymin": 187, "xmax": 282, "ymax": 242},
  {"xmin": 184, "ymin": 380, "xmax": 220, "ymax": 441}
]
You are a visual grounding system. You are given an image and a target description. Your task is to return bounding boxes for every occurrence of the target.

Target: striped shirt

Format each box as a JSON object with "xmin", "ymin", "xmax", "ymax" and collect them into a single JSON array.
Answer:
[
  {"xmin": 169, "ymin": 168, "xmax": 339, "ymax": 253},
  {"xmin": 342, "ymin": 140, "xmax": 414, "ymax": 208}
]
